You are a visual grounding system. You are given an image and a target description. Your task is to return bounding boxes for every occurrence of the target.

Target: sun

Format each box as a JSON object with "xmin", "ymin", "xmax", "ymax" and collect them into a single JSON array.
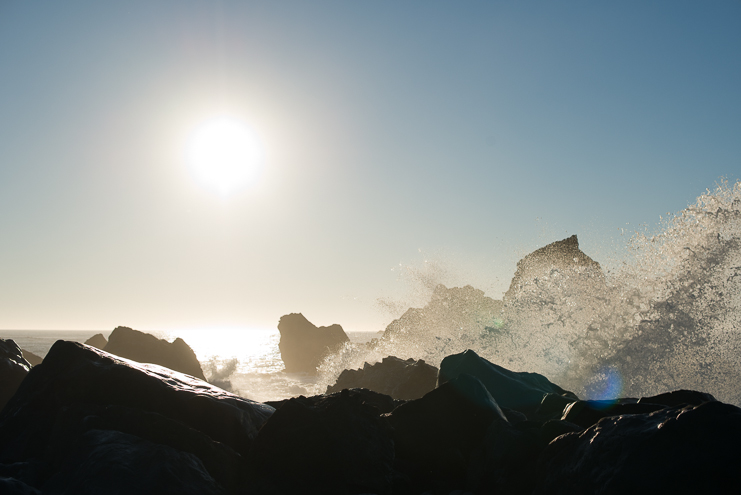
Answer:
[{"xmin": 185, "ymin": 116, "xmax": 265, "ymax": 196}]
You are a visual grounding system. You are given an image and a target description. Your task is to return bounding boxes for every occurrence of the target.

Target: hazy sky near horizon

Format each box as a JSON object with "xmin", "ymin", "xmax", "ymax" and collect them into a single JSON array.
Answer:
[{"xmin": 1, "ymin": 1, "xmax": 740, "ymax": 332}]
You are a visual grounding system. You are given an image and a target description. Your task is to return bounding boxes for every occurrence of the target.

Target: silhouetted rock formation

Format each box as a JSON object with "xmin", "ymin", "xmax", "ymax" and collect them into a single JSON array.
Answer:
[
  {"xmin": 21, "ymin": 349, "xmax": 42, "ymax": 367},
  {"xmin": 504, "ymin": 234, "xmax": 604, "ymax": 304},
  {"xmin": 252, "ymin": 389, "xmax": 395, "ymax": 494},
  {"xmin": 439, "ymin": 349, "xmax": 577, "ymax": 414},
  {"xmin": 0, "ymin": 342, "xmax": 737, "ymax": 494},
  {"xmin": 326, "ymin": 356, "xmax": 438, "ymax": 400},
  {"xmin": 103, "ymin": 326, "xmax": 205, "ymax": 380},
  {"xmin": 84, "ymin": 332, "xmax": 108, "ymax": 349},
  {"xmin": 277, "ymin": 313, "xmax": 350, "ymax": 373},
  {"xmin": 534, "ymin": 401, "xmax": 739, "ymax": 494},
  {"xmin": 0, "ymin": 339, "xmax": 31, "ymax": 412},
  {"xmin": 0, "ymin": 340, "xmax": 273, "ymax": 494},
  {"xmin": 382, "ymin": 284, "xmax": 503, "ymax": 341},
  {"xmin": 387, "ymin": 373, "xmax": 508, "ymax": 491}
]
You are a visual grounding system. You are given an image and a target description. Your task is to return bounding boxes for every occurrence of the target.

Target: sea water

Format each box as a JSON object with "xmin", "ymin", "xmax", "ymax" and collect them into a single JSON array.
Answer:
[{"xmin": 4, "ymin": 180, "xmax": 741, "ymax": 405}]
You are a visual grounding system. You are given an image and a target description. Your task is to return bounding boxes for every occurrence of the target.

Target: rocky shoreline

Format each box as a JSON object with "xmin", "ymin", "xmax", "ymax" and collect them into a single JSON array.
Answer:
[{"xmin": 1, "ymin": 336, "xmax": 739, "ymax": 494}]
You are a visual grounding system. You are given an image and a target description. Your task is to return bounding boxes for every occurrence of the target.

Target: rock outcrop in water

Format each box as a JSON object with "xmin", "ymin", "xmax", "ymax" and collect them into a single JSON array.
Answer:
[
  {"xmin": 84, "ymin": 332, "xmax": 108, "ymax": 349},
  {"xmin": 382, "ymin": 284, "xmax": 503, "ymax": 342},
  {"xmin": 0, "ymin": 340, "xmax": 273, "ymax": 494},
  {"xmin": 504, "ymin": 234, "xmax": 603, "ymax": 303},
  {"xmin": 278, "ymin": 313, "xmax": 350, "ymax": 373},
  {"xmin": 0, "ymin": 339, "xmax": 31, "ymax": 412},
  {"xmin": 326, "ymin": 356, "xmax": 438, "ymax": 400},
  {"xmin": 21, "ymin": 349, "xmax": 42, "ymax": 367},
  {"xmin": 103, "ymin": 326, "xmax": 206, "ymax": 380}
]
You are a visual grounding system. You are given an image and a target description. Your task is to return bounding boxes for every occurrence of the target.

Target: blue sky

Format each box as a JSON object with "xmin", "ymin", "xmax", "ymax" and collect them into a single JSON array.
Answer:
[{"xmin": 1, "ymin": 1, "xmax": 739, "ymax": 331}]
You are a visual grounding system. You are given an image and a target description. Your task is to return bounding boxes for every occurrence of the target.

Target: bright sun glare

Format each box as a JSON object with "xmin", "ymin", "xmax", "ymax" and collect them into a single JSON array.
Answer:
[{"xmin": 185, "ymin": 117, "xmax": 265, "ymax": 196}]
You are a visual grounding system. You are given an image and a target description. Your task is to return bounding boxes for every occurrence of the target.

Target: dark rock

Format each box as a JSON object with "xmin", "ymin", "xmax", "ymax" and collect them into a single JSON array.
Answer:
[
  {"xmin": 103, "ymin": 326, "xmax": 205, "ymax": 380},
  {"xmin": 534, "ymin": 401, "xmax": 741, "ymax": 494},
  {"xmin": 43, "ymin": 429, "xmax": 225, "ymax": 495},
  {"xmin": 277, "ymin": 313, "xmax": 350, "ymax": 373},
  {"xmin": 0, "ymin": 340, "xmax": 273, "ymax": 492},
  {"xmin": 439, "ymin": 349, "xmax": 577, "ymax": 415},
  {"xmin": 504, "ymin": 234, "xmax": 603, "ymax": 304},
  {"xmin": 561, "ymin": 399, "xmax": 667, "ymax": 429},
  {"xmin": 251, "ymin": 389, "xmax": 395, "ymax": 495},
  {"xmin": 84, "ymin": 333, "xmax": 108, "ymax": 350},
  {"xmin": 20, "ymin": 350, "xmax": 42, "ymax": 367},
  {"xmin": 386, "ymin": 374, "xmax": 507, "ymax": 491},
  {"xmin": 0, "ymin": 339, "xmax": 31, "ymax": 412},
  {"xmin": 266, "ymin": 387, "xmax": 401, "ymax": 415},
  {"xmin": 382, "ymin": 284, "xmax": 503, "ymax": 342},
  {"xmin": 535, "ymin": 393, "xmax": 578, "ymax": 420},
  {"xmin": 637, "ymin": 389, "xmax": 716, "ymax": 408},
  {"xmin": 0, "ymin": 476, "xmax": 41, "ymax": 495},
  {"xmin": 326, "ymin": 356, "xmax": 438, "ymax": 400}
]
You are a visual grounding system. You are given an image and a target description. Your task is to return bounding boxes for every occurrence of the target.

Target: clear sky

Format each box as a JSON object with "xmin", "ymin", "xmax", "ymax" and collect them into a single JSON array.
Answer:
[{"xmin": 1, "ymin": 1, "xmax": 739, "ymax": 332}]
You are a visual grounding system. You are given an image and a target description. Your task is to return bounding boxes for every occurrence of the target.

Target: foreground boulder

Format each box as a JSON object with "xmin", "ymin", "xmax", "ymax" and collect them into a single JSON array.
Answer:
[
  {"xmin": 387, "ymin": 373, "xmax": 508, "ymax": 492},
  {"xmin": 104, "ymin": 326, "xmax": 205, "ymax": 380},
  {"xmin": 326, "ymin": 356, "xmax": 438, "ymax": 400},
  {"xmin": 439, "ymin": 349, "xmax": 577, "ymax": 415},
  {"xmin": 277, "ymin": 313, "xmax": 350, "ymax": 373},
  {"xmin": 252, "ymin": 389, "xmax": 395, "ymax": 494},
  {"xmin": 0, "ymin": 341, "xmax": 274, "ymax": 494},
  {"xmin": 534, "ymin": 401, "xmax": 741, "ymax": 494},
  {"xmin": 0, "ymin": 339, "xmax": 31, "ymax": 412}
]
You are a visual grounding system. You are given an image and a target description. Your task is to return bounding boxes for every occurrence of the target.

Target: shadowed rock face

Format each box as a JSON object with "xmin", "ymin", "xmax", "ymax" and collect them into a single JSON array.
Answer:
[
  {"xmin": 439, "ymin": 349, "xmax": 577, "ymax": 415},
  {"xmin": 0, "ymin": 339, "xmax": 31, "ymax": 412},
  {"xmin": 277, "ymin": 313, "xmax": 350, "ymax": 373},
  {"xmin": 252, "ymin": 389, "xmax": 395, "ymax": 495},
  {"xmin": 0, "ymin": 340, "xmax": 274, "ymax": 494},
  {"xmin": 326, "ymin": 356, "xmax": 438, "ymax": 400},
  {"xmin": 104, "ymin": 326, "xmax": 205, "ymax": 380},
  {"xmin": 0, "ymin": 339, "xmax": 31, "ymax": 411},
  {"xmin": 534, "ymin": 401, "xmax": 741, "ymax": 494}
]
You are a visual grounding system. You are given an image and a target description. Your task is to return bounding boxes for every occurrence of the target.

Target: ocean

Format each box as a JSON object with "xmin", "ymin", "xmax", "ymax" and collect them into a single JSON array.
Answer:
[{"xmin": 3, "ymin": 180, "xmax": 741, "ymax": 406}]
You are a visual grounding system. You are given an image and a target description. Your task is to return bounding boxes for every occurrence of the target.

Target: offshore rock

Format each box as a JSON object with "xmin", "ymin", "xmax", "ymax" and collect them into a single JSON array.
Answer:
[
  {"xmin": 382, "ymin": 284, "xmax": 503, "ymax": 342},
  {"xmin": 20, "ymin": 350, "xmax": 42, "ymax": 367},
  {"xmin": 534, "ymin": 401, "xmax": 741, "ymax": 494},
  {"xmin": 277, "ymin": 313, "xmax": 350, "ymax": 373},
  {"xmin": 0, "ymin": 341, "xmax": 274, "ymax": 493},
  {"xmin": 104, "ymin": 326, "xmax": 205, "ymax": 380},
  {"xmin": 326, "ymin": 356, "xmax": 438, "ymax": 400},
  {"xmin": 251, "ymin": 389, "xmax": 395, "ymax": 495},
  {"xmin": 439, "ymin": 349, "xmax": 577, "ymax": 415},
  {"xmin": 387, "ymin": 374, "xmax": 508, "ymax": 491},
  {"xmin": 0, "ymin": 339, "xmax": 31, "ymax": 412},
  {"xmin": 504, "ymin": 234, "xmax": 603, "ymax": 303},
  {"xmin": 84, "ymin": 333, "xmax": 108, "ymax": 349}
]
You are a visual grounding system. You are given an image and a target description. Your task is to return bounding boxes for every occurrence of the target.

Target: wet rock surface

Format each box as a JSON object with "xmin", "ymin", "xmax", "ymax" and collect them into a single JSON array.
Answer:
[
  {"xmin": 0, "ymin": 341, "xmax": 272, "ymax": 494},
  {"xmin": 277, "ymin": 313, "xmax": 350, "ymax": 373},
  {"xmin": 103, "ymin": 326, "xmax": 205, "ymax": 380},
  {"xmin": 0, "ymin": 342, "xmax": 738, "ymax": 494},
  {"xmin": 326, "ymin": 356, "xmax": 438, "ymax": 400},
  {"xmin": 0, "ymin": 339, "xmax": 31, "ymax": 412}
]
